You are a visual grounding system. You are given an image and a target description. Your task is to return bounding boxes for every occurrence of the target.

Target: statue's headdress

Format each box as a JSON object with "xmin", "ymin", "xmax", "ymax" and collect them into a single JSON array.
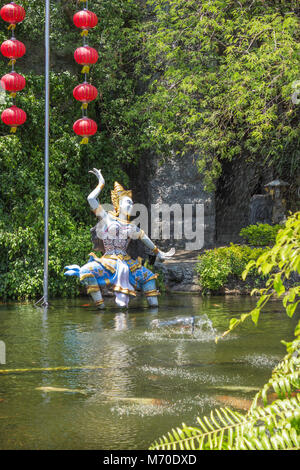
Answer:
[{"xmin": 110, "ymin": 182, "xmax": 132, "ymax": 216}]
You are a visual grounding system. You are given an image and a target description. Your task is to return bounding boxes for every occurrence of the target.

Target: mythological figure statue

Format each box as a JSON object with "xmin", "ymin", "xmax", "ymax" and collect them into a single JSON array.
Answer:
[{"xmin": 64, "ymin": 169, "xmax": 175, "ymax": 308}]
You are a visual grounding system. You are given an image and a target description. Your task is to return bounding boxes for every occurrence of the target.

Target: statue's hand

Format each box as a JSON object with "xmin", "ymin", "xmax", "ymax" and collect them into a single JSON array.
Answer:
[
  {"xmin": 156, "ymin": 247, "xmax": 175, "ymax": 261},
  {"xmin": 89, "ymin": 168, "xmax": 105, "ymax": 186}
]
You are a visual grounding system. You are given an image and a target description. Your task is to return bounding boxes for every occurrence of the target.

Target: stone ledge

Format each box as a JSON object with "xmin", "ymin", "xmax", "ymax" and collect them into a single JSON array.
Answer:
[{"xmin": 155, "ymin": 255, "xmax": 201, "ymax": 292}]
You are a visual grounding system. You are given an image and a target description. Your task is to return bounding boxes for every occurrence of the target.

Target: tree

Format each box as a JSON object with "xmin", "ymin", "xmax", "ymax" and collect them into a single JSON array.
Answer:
[{"xmin": 138, "ymin": 0, "xmax": 300, "ymax": 190}]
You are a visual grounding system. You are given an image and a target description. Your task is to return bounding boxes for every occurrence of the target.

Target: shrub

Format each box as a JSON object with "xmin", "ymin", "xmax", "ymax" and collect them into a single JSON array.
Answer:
[
  {"xmin": 0, "ymin": 223, "xmax": 92, "ymax": 300},
  {"xmin": 223, "ymin": 211, "xmax": 300, "ymax": 337},
  {"xmin": 195, "ymin": 244, "xmax": 266, "ymax": 292},
  {"xmin": 240, "ymin": 223, "xmax": 282, "ymax": 246}
]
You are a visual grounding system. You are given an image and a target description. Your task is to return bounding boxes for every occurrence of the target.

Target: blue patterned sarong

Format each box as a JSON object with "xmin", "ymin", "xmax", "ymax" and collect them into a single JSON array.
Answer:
[{"xmin": 64, "ymin": 251, "xmax": 159, "ymax": 298}]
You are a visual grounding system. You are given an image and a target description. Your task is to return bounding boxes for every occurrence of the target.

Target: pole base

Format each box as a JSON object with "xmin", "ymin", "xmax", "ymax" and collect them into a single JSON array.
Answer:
[{"xmin": 34, "ymin": 296, "xmax": 49, "ymax": 308}]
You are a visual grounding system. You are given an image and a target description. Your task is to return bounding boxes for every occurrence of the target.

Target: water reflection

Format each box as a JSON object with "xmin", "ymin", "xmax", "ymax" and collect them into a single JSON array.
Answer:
[
  {"xmin": 114, "ymin": 312, "xmax": 129, "ymax": 331},
  {"xmin": 0, "ymin": 295, "xmax": 297, "ymax": 450}
]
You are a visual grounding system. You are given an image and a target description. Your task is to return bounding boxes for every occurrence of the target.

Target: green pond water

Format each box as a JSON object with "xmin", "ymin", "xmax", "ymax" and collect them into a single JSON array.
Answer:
[{"xmin": 0, "ymin": 294, "xmax": 297, "ymax": 450}]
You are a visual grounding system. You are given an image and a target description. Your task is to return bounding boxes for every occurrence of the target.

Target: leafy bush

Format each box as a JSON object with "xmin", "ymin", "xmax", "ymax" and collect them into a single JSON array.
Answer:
[
  {"xmin": 220, "ymin": 211, "xmax": 300, "ymax": 338},
  {"xmin": 0, "ymin": 222, "xmax": 92, "ymax": 300},
  {"xmin": 240, "ymin": 223, "xmax": 282, "ymax": 246},
  {"xmin": 1, "ymin": 1, "xmax": 298, "ymax": 298},
  {"xmin": 195, "ymin": 244, "xmax": 266, "ymax": 292}
]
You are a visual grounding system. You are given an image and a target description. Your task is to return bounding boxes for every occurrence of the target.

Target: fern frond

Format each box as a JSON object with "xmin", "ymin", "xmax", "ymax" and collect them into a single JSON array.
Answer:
[
  {"xmin": 149, "ymin": 407, "xmax": 250, "ymax": 450},
  {"xmin": 250, "ymin": 347, "xmax": 300, "ymax": 410},
  {"xmin": 149, "ymin": 395, "xmax": 300, "ymax": 450},
  {"xmin": 238, "ymin": 396, "xmax": 300, "ymax": 450}
]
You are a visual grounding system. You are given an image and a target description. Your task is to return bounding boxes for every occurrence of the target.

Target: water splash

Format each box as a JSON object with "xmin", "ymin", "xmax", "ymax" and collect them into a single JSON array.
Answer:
[
  {"xmin": 149, "ymin": 314, "xmax": 216, "ymax": 341},
  {"xmin": 240, "ymin": 354, "xmax": 281, "ymax": 369},
  {"xmin": 110, "ymin": 400, "xmax": 176, "ymax": 417}
]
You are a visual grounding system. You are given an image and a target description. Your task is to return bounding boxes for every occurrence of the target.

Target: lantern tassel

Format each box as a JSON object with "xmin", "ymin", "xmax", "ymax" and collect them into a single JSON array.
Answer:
[
  {"xmin": 8, "ymin": 59, "xmax": 16, "ymax": 66},
  {"xmin": 80, "ymin": 29, "xmax": 89, "ymax": 37},
  {"xmin": 9, "ymin": 92, "xmax": 17, "ymax": 98},
  {"xmin": 81, "ymin": 103, "xmax": 88, "ymax": 110},
  {"xmin": 80, "ymin": 137, "xmax": 89, "ymax": 144},
  {"xmin": 7, "ymin": 24, "xmax": 16, "ymax": 31},
  {"xmin": 81, "ymin": 65, "xmax": 90, "ymax": 74},
  {"xmin": 10, "ymin": 127, "xmax": 17, "ymax": 133}
]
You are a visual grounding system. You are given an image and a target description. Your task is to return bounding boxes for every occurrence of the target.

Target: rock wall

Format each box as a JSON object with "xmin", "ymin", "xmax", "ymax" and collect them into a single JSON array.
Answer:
[
  {"xmin": 129, "ymin": 152, "xmax": 215, "ymax": 256},
  {"xmin": 215, "ymin": 159, "xmax": 274, "ymax": 244}
]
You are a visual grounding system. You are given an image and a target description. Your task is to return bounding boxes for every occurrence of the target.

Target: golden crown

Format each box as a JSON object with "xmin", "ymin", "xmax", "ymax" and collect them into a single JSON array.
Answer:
[{"xmin": 111, "ymin": 182, "xmax": 132, "ymax": 215}]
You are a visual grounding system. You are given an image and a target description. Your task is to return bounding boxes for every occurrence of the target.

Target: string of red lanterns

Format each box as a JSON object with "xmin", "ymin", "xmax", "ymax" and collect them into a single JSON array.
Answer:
[
  {"xmin": 0, "ymin": 2, "xmax": 27, "ymax": 133},
  {"xmin": 73, "ymin": 1, "xmax": 99, "ymax": 144}
]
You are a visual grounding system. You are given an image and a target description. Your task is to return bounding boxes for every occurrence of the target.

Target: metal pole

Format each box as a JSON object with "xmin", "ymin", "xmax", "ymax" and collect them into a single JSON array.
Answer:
[{"xmin": 43, "ymin": 0, "xmax": 50, "ymax": 306}]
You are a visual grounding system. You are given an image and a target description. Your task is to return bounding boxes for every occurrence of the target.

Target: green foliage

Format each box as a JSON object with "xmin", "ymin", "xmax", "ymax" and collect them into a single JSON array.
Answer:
[
  {"xmin": 149, "ymin": 394, "xmax": 300, "ymax": 450},
  {"xmin": 150, "ymin": 214, "xmax": 300, "ymax": 449},
  {"xmin": 251, "ymin": 334, "xmax": 300, "ymax": 410},
  {"xmin": 0, "ymin": 0, "xmax": 143, "ymax": 299},
  {"xmin": 0, "ymin": 221, "xmax": 92, "ymax": 299},
  {"xmin": 138, "ymin": 0, "xmax": 300, "ymax": 190},
  {"xmin": 0, "ymin": 1, "xmax": 299, "ymax": 297},
  {"xmin": 218, "ymin": 212, "xmax": 300, "ymax": 340},
  {"xmin": 240, "ymin": 223, "xmax": 282, "ymax": 246},
  {"xmin": 144, "ymin": 259, "xmax": 166, "ymax": 293},
  {"xmin": 195, "ymin": 244, "xmax": 266, "ymax": 292}
]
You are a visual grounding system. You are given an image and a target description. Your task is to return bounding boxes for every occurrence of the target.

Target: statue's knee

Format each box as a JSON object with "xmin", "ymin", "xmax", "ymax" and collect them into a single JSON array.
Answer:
[
  {"xmin": 142, "ymin": 278, "xmax": 159, "ymax": 307},
  {"xmin": 79, "ymin": 264, "xmax": 94, "ymax": 285},
  {"xmin": 142, "ymin": 278, "xmax": 156, "ymax": 293}
]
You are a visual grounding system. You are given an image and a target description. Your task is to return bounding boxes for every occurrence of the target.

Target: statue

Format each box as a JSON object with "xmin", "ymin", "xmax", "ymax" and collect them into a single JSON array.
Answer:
[{"xmin": 64, "ymin": 168, "xmax": 175, "ymax": 308}]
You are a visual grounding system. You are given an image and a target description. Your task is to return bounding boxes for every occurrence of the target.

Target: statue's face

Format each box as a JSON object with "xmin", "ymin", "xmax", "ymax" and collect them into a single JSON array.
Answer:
[{"xmin": 119, "ymin": 196, "xmax": 133, "ymax": 217}]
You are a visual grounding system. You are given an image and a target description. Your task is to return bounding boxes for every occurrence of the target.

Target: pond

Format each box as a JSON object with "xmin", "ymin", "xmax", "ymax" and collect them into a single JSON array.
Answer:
[{"xmin": 0, "ymin": 294, "xmax": 297, "ymax": 450}]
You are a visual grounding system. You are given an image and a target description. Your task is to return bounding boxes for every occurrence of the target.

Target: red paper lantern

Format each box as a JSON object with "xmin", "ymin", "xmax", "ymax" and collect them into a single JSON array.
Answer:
[
  {"xmin": 73, "ymin": 117, "xmax": 97, "ymax": 144},
  {"xmin": 73, "ymin": 9, "xmax": 98, "ymax": 31},
  {"xmin": 1, "ymin": 38, "xmax": 26, "ymax": 59},
  {"xmin": 74, "ymin": 46, "xmax": 98, "ymax": 73},
  {"xmin": 1, "ymin": 105, "xmax": 27, "ymax": 132},
  {"xmin": 1, "ymin": 72, "xmax": 26, "ymax": 94},
  {"xmin": 73, "ymin": 82, "xmax": 98, "ymax": 105},
  {"xmin": 0, "ymin": 2, "xmax": 26, "ymax": 24}
]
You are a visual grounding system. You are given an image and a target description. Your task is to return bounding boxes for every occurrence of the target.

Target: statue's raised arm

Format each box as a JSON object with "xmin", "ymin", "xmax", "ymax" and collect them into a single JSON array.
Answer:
[{"xmin": 87, "ymin": 168, "xmax": 107, "ymax": 219}]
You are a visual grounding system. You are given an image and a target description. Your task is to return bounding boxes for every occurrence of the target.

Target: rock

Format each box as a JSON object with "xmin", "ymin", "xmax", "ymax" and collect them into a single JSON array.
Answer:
[
  {"xmin": 108, "ymin": 397, "xmax": 168, "ymax": 406},
  {"xmin": 35, "ymin": 386, "xmax": 86, "ymax": 395},
  {"xmin": 155, "ymin": 250, "xmax": 201, "ymax": 292},
  {"xmin": 132, "ymin": 151, "xmax": 215, "ymax": 253},
  {"xmin": 214, "ymin": 395, "xmax": 253, "ymax": 411}
]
